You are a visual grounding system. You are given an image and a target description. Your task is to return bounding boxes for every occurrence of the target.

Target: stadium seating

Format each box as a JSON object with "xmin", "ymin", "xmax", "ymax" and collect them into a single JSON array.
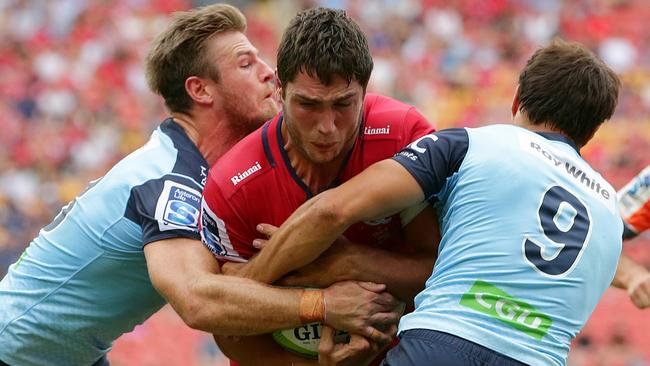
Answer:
[{"xmin": 1, "ymin": 1, "xmax": 648, "ymax": 365}]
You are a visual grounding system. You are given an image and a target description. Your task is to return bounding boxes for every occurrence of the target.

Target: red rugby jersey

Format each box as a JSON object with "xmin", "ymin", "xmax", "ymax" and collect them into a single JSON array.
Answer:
[
  {"xmin": 200, "ymin": 93, "xmax": 434, "ymax": 366},
  {"xmin": 200, "ymin": 93, "xmax": 434, "ymax": 264}
]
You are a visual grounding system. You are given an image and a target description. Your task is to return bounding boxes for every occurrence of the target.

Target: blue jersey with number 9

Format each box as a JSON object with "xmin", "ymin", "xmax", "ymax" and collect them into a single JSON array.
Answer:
[{"xmin": 392, "ymin": 125, "xmax": 622, "ymax": 366}]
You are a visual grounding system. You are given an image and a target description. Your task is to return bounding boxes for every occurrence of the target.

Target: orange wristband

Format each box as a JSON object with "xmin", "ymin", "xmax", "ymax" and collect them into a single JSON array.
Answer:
[{"xmin": 299, "ymin": 289, "xmax": 325, "ymax": 324}]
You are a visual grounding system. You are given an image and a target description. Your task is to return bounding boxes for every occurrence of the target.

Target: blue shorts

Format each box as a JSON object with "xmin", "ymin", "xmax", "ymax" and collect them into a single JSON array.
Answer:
[{"xmin": 380, "ymin": 329, "xmax": 527, "ymax": 366}]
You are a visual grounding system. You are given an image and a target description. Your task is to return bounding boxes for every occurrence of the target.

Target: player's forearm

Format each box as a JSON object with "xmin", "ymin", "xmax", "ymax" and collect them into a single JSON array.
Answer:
[
  {"xmin": 285, "ymin": 241, "xmax": 432, "ymax": 303},
  {"xmin": 215, "ymin": 334, "xmax": 317, "ymax": 366},
  {"xmin": 146, "ymin": 239, "xmax": 311, "ymax": 335},
  {"xmin": 180, "ymin": 274, "xmax": 305, "ymax": 335},
  {"xmin": 241, "ymin": 193, "xmax": 349, "ymax": 283},
  {"xmin": 341, "ymin": 246, "xmax": 433, "ymax": 302},
  {"xmin": 611, "ymin": 253, "xmax": 649, "ymax": 290}
]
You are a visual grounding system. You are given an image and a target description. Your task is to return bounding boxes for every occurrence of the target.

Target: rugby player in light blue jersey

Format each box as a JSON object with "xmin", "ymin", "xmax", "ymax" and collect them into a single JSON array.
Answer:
[
  {"xmin": 227, "ymin": 39, "xmax": 623, "ymax": 366},
  {"xmin": 0, "ymin": 4, "xmax": 398, "ymax": 366}
]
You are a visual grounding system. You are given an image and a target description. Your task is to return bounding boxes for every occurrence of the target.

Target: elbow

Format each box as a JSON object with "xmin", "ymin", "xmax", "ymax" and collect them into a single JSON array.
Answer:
[
  {"xmin": 312, "ymin": 191, "xmax": 353, "ymax": 231},
  {"xmin": 179, "ymin": 298, "xmax": 230, "ymax": 334},
  {"xmin": 173, "ymin": 283, "xmax": 226, "ymax": 333},
  {"xmin": 176, "ymin": 297, "xmax": 208, "ymax": 331}
]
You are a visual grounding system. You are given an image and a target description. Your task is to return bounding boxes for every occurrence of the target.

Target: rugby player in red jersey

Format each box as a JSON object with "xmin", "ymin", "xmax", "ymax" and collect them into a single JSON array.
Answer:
[{"xmin": 200, "ymin": 7, "xmax": 439, "ymax": 366}]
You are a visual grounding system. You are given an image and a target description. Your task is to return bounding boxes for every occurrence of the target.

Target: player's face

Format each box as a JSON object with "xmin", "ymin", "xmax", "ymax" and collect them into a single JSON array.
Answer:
[
  {"xmin": 281, "ymin": 72, "xmax": 364, "ymax": 165},
  {"xmin": 209, "ymin": 31, "xmax": 278, "ymax": 132}
]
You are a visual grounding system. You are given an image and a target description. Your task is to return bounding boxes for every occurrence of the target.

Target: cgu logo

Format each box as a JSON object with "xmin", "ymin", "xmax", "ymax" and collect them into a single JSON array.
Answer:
[
  {"xmin": 474, "ymin": 293, "xmax": 542, "ymax": 329},
  {"xmin": 460, "ymin": 280, "xmax": 552, "ymax": 341}
]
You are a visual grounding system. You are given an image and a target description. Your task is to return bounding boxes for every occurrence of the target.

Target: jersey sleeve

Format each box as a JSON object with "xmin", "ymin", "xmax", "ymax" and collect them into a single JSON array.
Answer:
[
  {"xmin": 125, "ymin": 175, "xmax": 202, "ymax": 246},
  {"xmin": 404, "ymin": 107, "xmax": 436, "ymax": 142},
  {"xmin": 199, "ymin": 175, "xmax": 255, "ymax": 262},
  {"xmin": 618, "ymin": 165, "xmax": 650, "ymax": 238},
  {"xmin": 392, "ymin": 128, "xmax": 469, "ymax": 201}
]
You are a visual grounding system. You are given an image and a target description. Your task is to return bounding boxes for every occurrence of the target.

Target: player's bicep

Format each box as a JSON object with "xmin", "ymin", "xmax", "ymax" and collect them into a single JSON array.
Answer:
[
  {"xmin": 393, "ymin": 128, "xmax": 469, "ymax": 201},
  {"xmin": 144, "ymin": 237, "xmax": 220, "ymax": 300},
  {"xmin": 328, "ymin": 159, "xmax": 426, "ymax": 225},
  {"xmin": 128, "ymin": 177, "xmax": 203, "ymax": 245}
]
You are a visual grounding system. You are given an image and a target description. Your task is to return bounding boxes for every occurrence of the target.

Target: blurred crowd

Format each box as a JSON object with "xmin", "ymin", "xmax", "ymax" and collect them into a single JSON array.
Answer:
[{"xmin": 1, "ymin": 0, "xmax": 649, "ymax": 365}]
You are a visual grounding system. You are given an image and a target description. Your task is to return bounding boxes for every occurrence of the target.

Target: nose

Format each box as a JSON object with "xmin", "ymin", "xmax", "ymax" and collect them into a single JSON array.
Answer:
[
  {"xmin": 259, "ymin": 59, "xmax": 274, "ymax": 84},
  {"xmin": 316, "ymin": 107, "xmax": 336, "ymax": 135}
]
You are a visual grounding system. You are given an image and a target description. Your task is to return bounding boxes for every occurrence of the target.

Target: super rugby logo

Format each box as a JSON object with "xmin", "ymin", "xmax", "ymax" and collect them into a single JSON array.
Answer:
[
  {"xmin": 155, "ymin": 180, "xmax": 201, "ymax": 232},
  {"xmin": 231, "ymin": 161, "xmax": 262, "ymax": 186}
]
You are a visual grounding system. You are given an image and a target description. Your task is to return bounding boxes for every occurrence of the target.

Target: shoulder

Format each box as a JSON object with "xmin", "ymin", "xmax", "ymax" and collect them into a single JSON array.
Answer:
[
  {"xmin": 363, "ymin": 93, "xmax": 434, "ymax": 143},
  {"xmin": 108, "ymin": 122, "xmax": 208, "ymax": 188},
  {"xmin": 363, "ymin": 93, "xmax": 415, "ymax": 124}
]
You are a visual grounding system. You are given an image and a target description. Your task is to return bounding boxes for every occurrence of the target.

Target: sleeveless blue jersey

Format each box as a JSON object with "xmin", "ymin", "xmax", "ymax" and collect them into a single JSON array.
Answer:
[
  {"xmin": 392, "ymin": 124, "xmax": 622, "ymax": 366},
  {"xmin": 0, "ymin": 119, "xmax": 208, "ymax": 366}
]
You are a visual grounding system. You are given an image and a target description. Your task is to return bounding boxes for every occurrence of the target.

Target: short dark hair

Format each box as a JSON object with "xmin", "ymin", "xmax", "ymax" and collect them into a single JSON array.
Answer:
[
  {"xmin": 145, "ymin": 4, "xmax": 246, "ymax": 114},
  {"xmin": 517, "ymin": 39, "xmax": 620, "ymax": 146},
  {"xmin": 277, "ymin": 7, "xmax": 373, "ymax": 92}
]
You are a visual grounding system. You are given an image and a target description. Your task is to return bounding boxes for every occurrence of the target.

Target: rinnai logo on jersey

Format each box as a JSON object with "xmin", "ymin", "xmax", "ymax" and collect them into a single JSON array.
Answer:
[
  {"xmin": 231, "ymin": 161, "xmax": 262, "ymax": 186},
  {"xmin": 364, "ymin": 125, "xmax": 390, "ymax": 135}
]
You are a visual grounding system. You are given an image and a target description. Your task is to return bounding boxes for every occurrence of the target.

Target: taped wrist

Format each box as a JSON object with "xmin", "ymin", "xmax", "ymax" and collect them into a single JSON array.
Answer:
[{"xmin": 299, "ymin": 289, "xmax": 325, "ymax": 323}]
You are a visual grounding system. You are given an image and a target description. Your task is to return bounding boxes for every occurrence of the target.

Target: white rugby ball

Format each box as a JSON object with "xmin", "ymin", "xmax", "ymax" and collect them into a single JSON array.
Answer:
[{"xmin": 272, "ymin": 322, "xmax": 349, "ymax": 358}]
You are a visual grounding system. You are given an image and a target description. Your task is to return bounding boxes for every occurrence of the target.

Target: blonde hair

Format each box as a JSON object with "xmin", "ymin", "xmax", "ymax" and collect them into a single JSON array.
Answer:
[{"xmin": 145, "ymin": 4, "xmax": 246, "ymax": 113}]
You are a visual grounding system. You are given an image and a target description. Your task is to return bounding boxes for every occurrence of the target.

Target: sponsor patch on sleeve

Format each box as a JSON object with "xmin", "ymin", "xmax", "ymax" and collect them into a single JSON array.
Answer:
[
  {"xmin": 155, "ymin": 180, "xmax": 201, "ymax": 232},
  {"xmin": 199, "ymin": 200, "xmax": 246, "ymax": 262}
]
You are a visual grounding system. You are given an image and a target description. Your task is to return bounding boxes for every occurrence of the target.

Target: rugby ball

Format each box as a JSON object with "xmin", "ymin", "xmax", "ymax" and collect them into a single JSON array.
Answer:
[{"xmin": 272, "ymin": 322, "xmax": 349, "ymax": 358}]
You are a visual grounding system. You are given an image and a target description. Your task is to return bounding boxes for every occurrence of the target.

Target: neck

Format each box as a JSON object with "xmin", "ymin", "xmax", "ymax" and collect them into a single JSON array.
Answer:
[
  {"xmin": 513, "ymin": 113, "xmax": 581, "ymax": 147},
  {"xmin": 172, "ymin": 109, "xmax": 251, "ymax": 166},
  {"xmin": 281, "ymin": 124, "xmax": 348, "ymax": 194}
]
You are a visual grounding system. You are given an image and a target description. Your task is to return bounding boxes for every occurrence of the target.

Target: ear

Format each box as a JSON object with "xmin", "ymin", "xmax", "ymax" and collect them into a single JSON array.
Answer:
[
  {"xmin": 275, "ymin": 69, "xmax": 284, "ymax": 101},
  {"xmin": 511, "ymin": 85, "xmax": 521, "ymax": 119},
  {"xmin": 185, "ymin": 76, "xmax": 214, "ymax": 106}
]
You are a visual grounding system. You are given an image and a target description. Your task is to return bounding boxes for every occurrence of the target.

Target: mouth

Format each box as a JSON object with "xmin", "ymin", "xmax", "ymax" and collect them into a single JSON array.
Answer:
[{"xmin": 312, "ymin": 142, "xmax": 337, "ymax": 151}]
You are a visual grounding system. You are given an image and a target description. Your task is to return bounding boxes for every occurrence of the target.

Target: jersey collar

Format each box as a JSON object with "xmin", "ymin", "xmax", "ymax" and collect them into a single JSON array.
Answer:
[
  {"xmin": 535, "ymin": 131, "xmax": 580, "ymax": 156},
  {"xmin": 160, "ymin": 118, "xmax": 209, "ymax": 167}
]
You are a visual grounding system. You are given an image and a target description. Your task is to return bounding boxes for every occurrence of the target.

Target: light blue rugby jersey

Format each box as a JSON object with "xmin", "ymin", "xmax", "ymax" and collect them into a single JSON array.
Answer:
[
  {"xmin": 0, "ymin": 119, "xmax": 208, "ymax": 366},
  {"xmin": 392, "ymin": 124, "xmax": 622, "ymax": 366}
]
